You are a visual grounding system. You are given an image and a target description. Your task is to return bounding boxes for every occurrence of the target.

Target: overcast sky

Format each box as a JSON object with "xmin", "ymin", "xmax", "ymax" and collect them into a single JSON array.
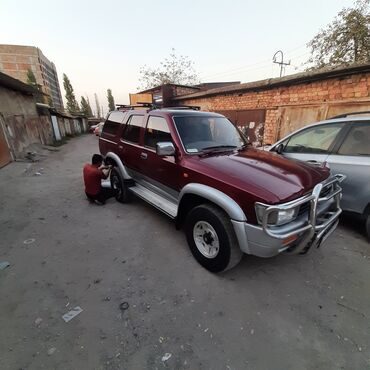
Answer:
[{"xmin": 1, "ymin": 0, "xmax": 354, "ymax": 113}]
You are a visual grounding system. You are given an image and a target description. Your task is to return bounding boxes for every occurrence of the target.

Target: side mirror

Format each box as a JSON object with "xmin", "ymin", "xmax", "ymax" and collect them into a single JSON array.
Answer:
[
  {"xmin": 276, "ymin": 143, "xmax": 284, "ymax": 155},
  {"xmin": 156, "ymin": 142, "xmax": 175, "ymax": 156}
]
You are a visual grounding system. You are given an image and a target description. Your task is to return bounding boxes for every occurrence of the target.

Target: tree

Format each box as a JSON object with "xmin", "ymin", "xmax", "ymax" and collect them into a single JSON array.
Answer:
[
  {"xmin": 26, "ymin": 69, "xmax": 37, "ymax": 86},
  {"xmin": 80, "ymin": 96, "xmax": 93, "ymax": 117},
  {"xmin": 307, "ymin": 0, "xmax": 370, "ymax": 69},
  {"xmin": 94, "ymin": 93, "xmax": 101, "ymax": 118},
  {"xmin": 87, "ymin": 96, "xmax": 93, "ymax": 114},
  {"xmin": 107, "ymin": 89, "xmax": 115, "ymax": 111},
  {"xmin": 26, "ymin": 68, "xmax": 46, "ymax": 104},
  {"xmin": 138, "ymin": 48, "xmax": 200, "ymax": 89},
  {"xmin": 63, "ymin": 74, "xmax": 80, "ymax": 113}
]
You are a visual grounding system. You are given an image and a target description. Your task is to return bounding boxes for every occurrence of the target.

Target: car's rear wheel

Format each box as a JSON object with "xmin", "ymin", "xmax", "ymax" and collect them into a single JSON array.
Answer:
[
  {"xmin": 366, "ymin": 213, "xmax": 370, "ymax": 241},
  {"xmin": 185, "ymin": 204, "xmax": 242, "ymax": 272},
  {"xmin": 110, "ymin": 168, "xmax": 131, "ymax": 203}
]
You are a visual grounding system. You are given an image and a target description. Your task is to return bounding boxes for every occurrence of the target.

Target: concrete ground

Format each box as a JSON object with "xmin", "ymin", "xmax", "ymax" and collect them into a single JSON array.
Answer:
[{"xmin": 0, "ymin": 134, "xmax": 369, "ymax": 370}]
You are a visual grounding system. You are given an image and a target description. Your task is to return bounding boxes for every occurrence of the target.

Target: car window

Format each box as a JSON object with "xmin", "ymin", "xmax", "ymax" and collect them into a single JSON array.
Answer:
[
  {"xmin": 122, "ymin": 115, "xmax": 144, "ymax": 143},
  {"xmin": 144, "ymin": 116, "xmax": 172, "ymax": 148},
  {"xmin": 103, "ymin": 111, "xmax": 125, "ymax": 135},
  {"xmin": 108, "ymin": 111, "xmax": 125, "ymax": 123},
  {"xmin": 338, "ymin": 123, "xmax": 370, "ymax": 156},
  {"xmin": 284, "ymin": 124, "xmax": 344, "ymax": 154},
  {"xmin": 102, "ymin": 122, "xmax": 118, "ymax": 135}
]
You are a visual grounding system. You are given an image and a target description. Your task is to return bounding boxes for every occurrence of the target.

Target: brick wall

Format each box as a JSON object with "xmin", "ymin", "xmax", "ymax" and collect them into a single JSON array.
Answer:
[
  {"xmin": 177, "ymin": 71, "xmax": 370, "ymax": 144},
  {"xmin": 0, "ymin": 45, "xmax": 40, "ymax": 86},
  {"xmin": 0, "ymin": 45, "xmax": 64, "ymax": 110}
]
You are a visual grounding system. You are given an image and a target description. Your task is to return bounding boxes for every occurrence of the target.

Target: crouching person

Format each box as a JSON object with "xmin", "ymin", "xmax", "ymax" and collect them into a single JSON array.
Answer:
[{"xmin": 83, "ymin": 154, "xmax": 114, "ymax": 205}]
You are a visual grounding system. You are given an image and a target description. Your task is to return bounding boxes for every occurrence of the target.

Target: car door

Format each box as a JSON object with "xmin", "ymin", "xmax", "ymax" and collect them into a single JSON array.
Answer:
[
  {"xmin": 279, "ymin": 122, "xmax": 346, "ymax": 165},
  {"xmin": 326, "ymin": 121, "xmax": 370, "ymax": 214},
  {"xmin": 118, "ymin": 114, "xmax": 145, "ymax": 175},
  {"xmin": 137, "ymin": 115, "xmax": 179, "ymax": 200}
]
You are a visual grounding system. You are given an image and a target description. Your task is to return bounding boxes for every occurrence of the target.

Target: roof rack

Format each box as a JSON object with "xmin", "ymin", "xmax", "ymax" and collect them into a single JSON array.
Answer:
[
  {"xmin": 329, "ymin": 111, "xmax": 370, "ymax": 119},
  {"xmin": 115, "ymin": 103, "xmax": 159, "ymax": 111},
  {"xmin": 160, "ymin": 105, "xmax": 200, "ymax": 111}
]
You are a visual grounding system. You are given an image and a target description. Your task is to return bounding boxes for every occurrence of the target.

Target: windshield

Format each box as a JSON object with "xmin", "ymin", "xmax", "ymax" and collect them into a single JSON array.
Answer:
[{"xmin": 174, "ymin": 116, "xmax": 246, "ymax": 153}]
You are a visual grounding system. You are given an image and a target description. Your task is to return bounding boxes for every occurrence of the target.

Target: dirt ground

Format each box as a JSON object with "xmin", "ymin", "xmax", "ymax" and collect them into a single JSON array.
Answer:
[{"xmin": 0, "ymin": 134, "xmax": 369, "ymax": 370}]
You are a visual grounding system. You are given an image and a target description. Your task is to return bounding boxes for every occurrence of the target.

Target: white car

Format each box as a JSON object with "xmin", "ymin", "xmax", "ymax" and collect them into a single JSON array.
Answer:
[{"xmin": 269, "ymin": 112, "xmax": 370, "ymax": 239}]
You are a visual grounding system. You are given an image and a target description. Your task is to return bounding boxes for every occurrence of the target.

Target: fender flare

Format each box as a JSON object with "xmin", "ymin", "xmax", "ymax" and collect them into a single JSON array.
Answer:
[
  {"xmin": 178, "ymin": 183, "xmax": 247, "ymax": 222},
  {"xmin": 104, "ymin": 152, "xmax": 131, "ymax": 180}
]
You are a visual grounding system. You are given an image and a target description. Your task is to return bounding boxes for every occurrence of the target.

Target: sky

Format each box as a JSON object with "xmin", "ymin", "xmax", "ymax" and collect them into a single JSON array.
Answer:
[{"xmin": 1, "ymin": 0, "xmax": 355, "ymax": 114}]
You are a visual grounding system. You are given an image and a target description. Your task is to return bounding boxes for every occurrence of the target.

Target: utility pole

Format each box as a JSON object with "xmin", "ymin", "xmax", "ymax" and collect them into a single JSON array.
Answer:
[{"xmin": 273, "ymin": 50, "xmax": 290, "ymax": 78}]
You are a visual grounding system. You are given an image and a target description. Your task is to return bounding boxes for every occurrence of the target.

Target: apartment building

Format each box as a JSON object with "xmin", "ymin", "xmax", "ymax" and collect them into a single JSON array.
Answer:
[{"xmin": 0, "ymin": 44, "xmax": 64, "ymax": 110}]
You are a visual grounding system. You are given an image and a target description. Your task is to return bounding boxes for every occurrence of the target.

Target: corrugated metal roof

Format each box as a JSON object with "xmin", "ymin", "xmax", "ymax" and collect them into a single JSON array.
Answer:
[
  {"xmin": 174, "ymin": 63, "xmax": 370, "ymax": 101},
  {"xmin": 138, "ymin": 83, "xmax": 201, "ymax": 94},
  {"xmin": 0, "ymin": 71, "xmax": 39, "ymax": 94}
]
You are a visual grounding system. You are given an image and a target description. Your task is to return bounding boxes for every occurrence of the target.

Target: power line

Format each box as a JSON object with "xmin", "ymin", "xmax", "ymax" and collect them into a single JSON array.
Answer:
[{"xmin": 199, "ymin": 43, "xmax": 308, "ymax": 80}]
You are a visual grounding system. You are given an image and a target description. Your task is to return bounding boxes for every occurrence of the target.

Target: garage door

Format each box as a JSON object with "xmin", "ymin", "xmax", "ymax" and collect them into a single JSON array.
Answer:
[
  {"xmin": 276, "ymin": 103, "xmax": 370, "ymax": 141},
  {"xmin": 276, "ymin": 105, "xmax": 326, "ymax": 140},
  {"xmin": 0, "ymin": 118, "xmax": 11, "ymax": 168},
  {"xmin": 216, "ymin": 109, "xmax": 266, "ymax": 147}
]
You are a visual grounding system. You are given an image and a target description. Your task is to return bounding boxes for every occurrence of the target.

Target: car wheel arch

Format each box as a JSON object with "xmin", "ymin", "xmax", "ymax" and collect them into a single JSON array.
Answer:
[
  {"xmin": 104, "ymin": 152, "xmax": 131, "ymax": 180},
  {"xmin": 176, "ymin": 183, "xmax": 247, "ymax": 229}
]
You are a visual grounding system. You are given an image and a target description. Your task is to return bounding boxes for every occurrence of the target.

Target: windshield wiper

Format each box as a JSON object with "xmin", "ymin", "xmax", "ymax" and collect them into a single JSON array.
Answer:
[
  {"xmin": 237, "ymin": 143, "xmax": 249, "ymax": 151},
  {"xmin": 201, "ymin": 145, "xmax": 237, "ymax": 152}
]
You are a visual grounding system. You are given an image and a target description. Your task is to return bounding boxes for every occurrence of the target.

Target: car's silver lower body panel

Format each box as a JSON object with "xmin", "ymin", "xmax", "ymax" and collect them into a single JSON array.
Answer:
[{"xmin": 129, "ymin": 183, "xmax": 178, "ymax": 218}]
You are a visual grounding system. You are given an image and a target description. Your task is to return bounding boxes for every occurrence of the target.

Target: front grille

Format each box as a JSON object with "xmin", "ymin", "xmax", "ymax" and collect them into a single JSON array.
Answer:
[
  {"xmin": 320, "ymin": 184, "xmax": 332, "ymax": 198},
  {"xmin": 298, "ymin": 201, "xmax": 310, "ymax": 217}
]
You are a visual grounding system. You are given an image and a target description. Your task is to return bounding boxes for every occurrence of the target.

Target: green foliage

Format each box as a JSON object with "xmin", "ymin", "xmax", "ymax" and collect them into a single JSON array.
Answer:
[
  {"xmin": 308, "ymin": 0, "xmax": 370, "ymax": 69},
  {"xmin": 26, "ymin": 69, "xmax": 37, "ymax": 86},
  {"xmin": 139, "ymin": 48, "xmax": 200, "ymax": 90},
  {"xmin": 86, "ymin": 96, "xmax": 93, "ymax": 116},
  {"xmin": 81, "ymin": 96, "xmax": 93, "ymax": 117},
  {"xmin": 26, "ymin": 68, "xmax": 46, "ymax": 104},
  {"xmin": 94, "ymin": 93, "xmax": 101, "ymax": 118},
  {"xmin": 107, "ymin": 89, "xmax": 115, "ymax": 111},
  {"xmin": 63, "ymin": 74, "xmax": 80, "ymax": 113},
  {"xmin": 47, "ymin": 95, "xmax": 53, "ymax": 107}
]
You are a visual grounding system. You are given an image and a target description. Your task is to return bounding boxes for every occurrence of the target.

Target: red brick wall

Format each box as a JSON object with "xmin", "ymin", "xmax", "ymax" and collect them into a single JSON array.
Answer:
[{"xmin": 178, "ymin": 72, "xmax": 370, "ymax": 144}]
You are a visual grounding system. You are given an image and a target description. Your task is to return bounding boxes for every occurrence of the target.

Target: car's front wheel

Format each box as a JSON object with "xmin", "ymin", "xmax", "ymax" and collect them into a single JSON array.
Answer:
[
  {"xmin": 185, "ymin": 204, "xmax": 242, "ymax": 272},
  {"xmin": 110, "ymin": 168, "xmax": 131, "ymax": 203}
]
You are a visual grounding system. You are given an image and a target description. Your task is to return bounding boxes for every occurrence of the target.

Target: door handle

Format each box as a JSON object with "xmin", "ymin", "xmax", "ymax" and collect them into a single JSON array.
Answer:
[
  {"xmin": 140, "ymin": 152, "xmax": 148, "ymax": 160},
  {"xmin": 118, "ymin": 145, "xmax": 123, "ymax": 150}
]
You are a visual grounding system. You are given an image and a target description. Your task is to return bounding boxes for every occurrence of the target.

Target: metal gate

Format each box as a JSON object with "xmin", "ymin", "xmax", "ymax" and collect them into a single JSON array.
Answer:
[
  {"xmin": 276, "ymin": 105, "xmax": 326, "ymax": 140},
  {"xmin": 216, "ymin": 109, "xmax": 266, "ymax": 146},
  {"xmin": 276, "ymin": 101, "xmax": 370, "ymax": 141},
  {"xmin": 0, "ymin": 115, "xmax": 12, "ymax": 168},
  {"xmin": 51, "ymin": 115, "xmax": 61, "ymax": 141}
]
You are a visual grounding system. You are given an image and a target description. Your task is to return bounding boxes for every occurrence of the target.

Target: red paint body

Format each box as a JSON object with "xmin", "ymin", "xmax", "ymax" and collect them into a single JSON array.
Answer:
[{"xmin": 100, "ymin": 110, "xmax": 329, "ymax": 224}]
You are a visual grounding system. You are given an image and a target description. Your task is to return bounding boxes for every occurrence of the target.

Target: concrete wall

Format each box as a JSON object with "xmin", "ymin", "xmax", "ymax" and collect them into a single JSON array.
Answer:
[
  {"xmin": 178, "ymin": 71, "xmax": 370, "ymax": 144},
  {"xmin": 0, "ymin": 85, "xmax": 54, "ymax": 158}
]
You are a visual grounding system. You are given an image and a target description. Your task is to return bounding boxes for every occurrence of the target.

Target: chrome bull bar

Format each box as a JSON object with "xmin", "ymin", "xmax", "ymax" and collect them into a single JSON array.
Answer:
[{"xmin": 261, "ymin": 174, "xmax": 345, "ymax": 253}]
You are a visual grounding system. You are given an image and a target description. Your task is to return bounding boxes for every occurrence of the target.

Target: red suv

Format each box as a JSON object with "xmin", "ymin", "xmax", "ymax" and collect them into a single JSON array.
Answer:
[{"xmin": 99, "ymin": 107, "xmax": 344, "ymax": 272}]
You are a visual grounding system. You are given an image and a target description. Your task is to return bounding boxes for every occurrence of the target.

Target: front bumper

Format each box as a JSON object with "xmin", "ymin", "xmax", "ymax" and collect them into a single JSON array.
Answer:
[{"xmin": 232, "ymin": 174, "xmax": 345, "ymax": 257}]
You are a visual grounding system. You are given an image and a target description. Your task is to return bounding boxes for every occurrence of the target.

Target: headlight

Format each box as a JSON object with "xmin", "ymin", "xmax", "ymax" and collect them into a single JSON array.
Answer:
[{"xmin": 255, "ymin": 203, "xmax": 298, "ymax": 226}]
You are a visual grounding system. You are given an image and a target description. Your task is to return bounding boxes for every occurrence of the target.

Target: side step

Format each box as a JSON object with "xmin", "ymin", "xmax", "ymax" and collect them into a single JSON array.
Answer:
[{"xmin": 129, "ymin": 183, "xmax": 178, "ymax": 218}]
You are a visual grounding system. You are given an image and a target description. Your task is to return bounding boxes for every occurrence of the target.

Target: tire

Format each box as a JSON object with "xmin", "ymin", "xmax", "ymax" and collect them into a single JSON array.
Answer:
[
  {"xmin": 185, "ymin": 204, "xmax": 243, "ymax": 273},
  {"xmin": 110, "ymin": 168, "xmax": 131, "ymax": 203}
]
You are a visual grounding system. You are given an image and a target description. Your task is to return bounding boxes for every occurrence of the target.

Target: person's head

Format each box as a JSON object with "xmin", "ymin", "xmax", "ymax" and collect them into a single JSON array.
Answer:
[{"xmin": 92, "ymin": 154, "xmax": 103, "ymax": 166}]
